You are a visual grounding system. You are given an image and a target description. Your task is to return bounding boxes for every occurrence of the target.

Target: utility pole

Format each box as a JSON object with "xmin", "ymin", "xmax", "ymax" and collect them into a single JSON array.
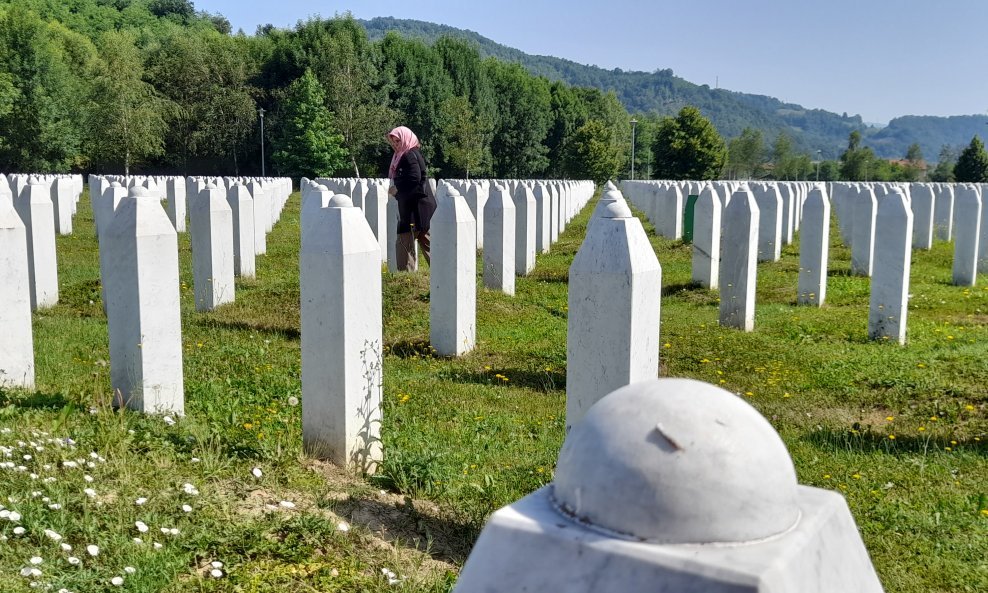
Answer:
[
  {"xmin": 258, "ymin": 107, "xmax": 266, "ymax": 177},
  {"xmin": 630, "ymin": 118, "xmax": 638, "ymax": 180}
]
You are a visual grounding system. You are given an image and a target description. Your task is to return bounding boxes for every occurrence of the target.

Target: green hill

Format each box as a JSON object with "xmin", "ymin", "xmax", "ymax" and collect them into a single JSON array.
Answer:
[{"xmin": 362, "ymin": 17, "xmax": 984, "ymax": 160}]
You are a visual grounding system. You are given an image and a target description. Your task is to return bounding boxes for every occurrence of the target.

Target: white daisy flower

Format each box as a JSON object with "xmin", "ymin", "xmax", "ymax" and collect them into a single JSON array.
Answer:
[{"xmin": 86, "ymin": 545, "xmax": 99, "ymax": 557}]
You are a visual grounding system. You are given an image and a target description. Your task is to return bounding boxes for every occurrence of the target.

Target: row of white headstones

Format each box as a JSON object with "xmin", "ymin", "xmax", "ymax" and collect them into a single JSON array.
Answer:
[
  {"xmin": 0, "ymin": 174, "xmax": 292, "ymax": 403},
  {"xmin": 621, "ymin": 180, "xmax": 986, "ymax": 338},
  {"xmin": 460, "ymin": 181, "xmax": 885, "ymax": 592},
  {"xmin": 2, "ymin": 176, "xmax": 888, "ymax": 590},
  {"xmin": 0, "ymin": 172, "xmax": 593, "ymax": 471},
  {"xmin": 298, "ymin": 178, "xmax": 595, "ymax": 468}
]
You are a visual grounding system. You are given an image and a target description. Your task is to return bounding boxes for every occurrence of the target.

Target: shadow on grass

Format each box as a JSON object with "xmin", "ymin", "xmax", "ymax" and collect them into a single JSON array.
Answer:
[
  {"xmin": 329, "ymin": 495, "xmax": 477, "ymax": 564},
  {"xmin": 662, "ymin": 281, "xmax": 703, "ymax": 296},
  {"xmin": 0, "ymin": 388, "xmax": 72, "ymax": 410},
  {"xmin": 199, "ymin": 318, "xmax": 300, "ymax": 340},
  {"xmin": 803, "ymin": 427, "xmax": 987, "ymax": 457},
  {"xmin": 436, "ymin": 367, "xmax": 564, "ymax": 393},
  {"xmin": 526, "ymin": 269, "xmax": 569, "ymax": 284},
  {"xmin": 386, "ymin": 339, "xmax": 438, "ymax": 359}
]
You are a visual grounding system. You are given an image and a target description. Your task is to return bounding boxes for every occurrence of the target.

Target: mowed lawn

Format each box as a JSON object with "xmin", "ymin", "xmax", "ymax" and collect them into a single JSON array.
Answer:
[{"xmin": 1, "ymin": 185, "xmax": 985, "ymax": 592}]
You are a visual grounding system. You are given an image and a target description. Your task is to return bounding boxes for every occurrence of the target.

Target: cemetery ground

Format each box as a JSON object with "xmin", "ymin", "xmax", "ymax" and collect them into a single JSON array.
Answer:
[{"xmin": 0, "ymin": 188, "xmax": 985, "ymax": 593}]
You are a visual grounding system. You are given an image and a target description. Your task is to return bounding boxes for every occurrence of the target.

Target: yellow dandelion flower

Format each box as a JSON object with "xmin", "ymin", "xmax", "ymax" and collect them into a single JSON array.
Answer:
[
  {"xmin": 663, "ymin": 343, "xmax": 671, "ymax": 348},
  {"xmin": 852, "ymin": 473, "xmax": 861, "ymax": 479},
  {"xmin": 886, "ymin": 416, "xmax": 894, "ymax": 422},
  {"xmin": 744, "ymin": 391, "xmax": 754, "ymax": 397},
  {"xmin": 918, "ymin": 426, "xmax": 926, "ymax": 432},
  {"xmin": 965, "ymin": 405, "xmax": 975, "ymax": 411},
  {"xmin": 888, "ymin": 434, "xmax": 896, "ymax": 440}
]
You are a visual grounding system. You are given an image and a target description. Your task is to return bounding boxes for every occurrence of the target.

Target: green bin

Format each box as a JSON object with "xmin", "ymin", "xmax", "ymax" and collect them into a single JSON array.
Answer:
[{"xmin": 683, "ymin": 194, "xmax": 699, "ymax": 244}]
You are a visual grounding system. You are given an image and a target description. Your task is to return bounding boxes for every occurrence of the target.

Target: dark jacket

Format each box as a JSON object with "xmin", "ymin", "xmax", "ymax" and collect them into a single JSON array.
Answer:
[{"xmin": 393, "ymin": 147, "xmax": 437, "ymax": 233}]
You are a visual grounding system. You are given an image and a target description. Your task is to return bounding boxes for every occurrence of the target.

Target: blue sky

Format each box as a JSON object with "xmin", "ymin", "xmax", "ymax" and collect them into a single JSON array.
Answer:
[{"xmin": 196, "ymin": 0, "xmax": 988, "ymax": 124}]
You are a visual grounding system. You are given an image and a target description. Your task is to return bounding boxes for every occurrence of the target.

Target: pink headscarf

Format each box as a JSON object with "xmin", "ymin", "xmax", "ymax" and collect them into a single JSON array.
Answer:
[{"xmin": 388, "ymin": 126, "xmax": 420, "ymax": 179}]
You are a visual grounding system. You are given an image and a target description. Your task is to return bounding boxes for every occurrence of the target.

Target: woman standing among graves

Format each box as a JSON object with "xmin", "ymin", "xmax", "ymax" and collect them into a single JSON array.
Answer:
[{"xmin": 387, "ymin": 126, "xmax": 436, "ymax": 271}]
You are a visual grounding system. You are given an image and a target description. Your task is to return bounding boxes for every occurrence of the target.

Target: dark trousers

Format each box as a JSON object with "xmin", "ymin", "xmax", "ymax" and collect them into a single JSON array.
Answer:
[{"xmin": 396, "ymin": 229, "xmax": 431, "ymax": 271}]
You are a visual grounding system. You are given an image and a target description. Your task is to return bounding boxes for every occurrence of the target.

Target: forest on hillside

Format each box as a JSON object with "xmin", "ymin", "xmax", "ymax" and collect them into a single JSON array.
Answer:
[
  {"xmin": 0, "ymin": 1, "xmax": 977, "ymax": 183},
  {"xmin": 362, "ymin": 17, "xmax": 988, "ymax": 161}
]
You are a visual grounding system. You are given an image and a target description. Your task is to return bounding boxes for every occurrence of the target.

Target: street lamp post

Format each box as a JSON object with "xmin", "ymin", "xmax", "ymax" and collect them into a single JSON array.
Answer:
[
  {"xmin": 816, "ymin": 149, "xmax": 822, "ymax": 181},
  {"xmin": 630, "ymin": 118, "xmax": 638, "ymax": 180},
  {"xmin": 258, "ymin": 107, "xmax": 266, "ymax": 177}
]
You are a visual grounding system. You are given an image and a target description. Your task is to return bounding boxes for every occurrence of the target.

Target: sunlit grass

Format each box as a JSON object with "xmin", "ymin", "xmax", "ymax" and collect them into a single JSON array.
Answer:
[{"xmin": 1, "ymin": 186, "xmax": 985, "ymax": 592}]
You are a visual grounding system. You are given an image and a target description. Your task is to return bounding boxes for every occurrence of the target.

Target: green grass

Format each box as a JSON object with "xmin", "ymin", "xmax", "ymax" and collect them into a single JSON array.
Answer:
[{"xmin": 0, "ymin": 188, "xmax": 985, "ymax": 592}]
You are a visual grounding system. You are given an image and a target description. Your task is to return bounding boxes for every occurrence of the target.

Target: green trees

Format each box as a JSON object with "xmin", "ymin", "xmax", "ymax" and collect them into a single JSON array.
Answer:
[
  {"xmin": 271, "ymin": 70, "xmax": 348, "ymax": 179},
  {"xmin": 651, "ymin": 106, "xmax": 725, "ymax": 180},
  {"xmin": 953, "ymin": 136, "xmax": 988, "ymax": 183},
  {"xmin": 0, "ymin": 4, "xmax": 638, "ymax": 179},
  {"xmin": 562, "ymin": 119, "xmax": 622, "ymax": 184},
  {"xmin": 901, "ymin": 143, "xmax": 925, "ymax": 182},
  {"xmin": 725, "ymin": 128, "xmax": 765, "ymax": 179},
  {"xmin": 839, "ymin": 130, "xmax": 877, "ymax": 181},
  {"xmin": 487, "ymin": 60, "xmax": 552, "ymax": 178},
  {"xmin": 928, "ymin": 145, "xmax": 957, "ymax": 182},
  {"xmin": 438, "ymin": 95, "xmax": 487, "ymax": 178},
  {"xmin": 88, "ymin": 30, "xmax": 167, "ymax": 175},
  {"xmin": 0, "ymin": 5, "xmax": 92, "ymax": 171}
]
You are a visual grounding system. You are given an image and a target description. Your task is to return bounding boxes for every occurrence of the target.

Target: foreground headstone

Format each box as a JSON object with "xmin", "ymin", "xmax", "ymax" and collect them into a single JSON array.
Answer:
[
  {"xmin": 455, "ymin": 378, "xmax": 885, "ymax": 593},
  {"xmin": 533, "ymin": 183, "xmax": 551, "ymax": 253},
  {"xmin": 719, "ymin": 190, "xmax": 759, "ymax": 331},
  {"xmin": 248, "ymin": 181, "xmax": 268, "ymax": 255},
  {"xmin": 981, "ymin": 190, "xmax": 988, "ymax": 274},
  {"xmin": 301, "ymin": 194, "xmax": 382, "ymax": 471},
  {"xmin": 430, "ymin": 187, "xmax": 476, "ymax": 356},
  {"xmin": 104, "ymin": 188, "xmax": 184, "ymax": 414},
  {"xmin": 15, "ymin": 183, "xmax": 58, "ymax": 310},
  {"xmin": 0, "ymin": 202, "xmax": 35, "ymax": 388},
  {"xmin": 364, "ymin": 182, "xmax": 388, "ymax": 264},
  {"xmin": 566, "ymin": 197, "xmax": 661, "ymax": 431},
  {"xmin": 190, "ymin": 183, "xmax": 235, "ymax": 311},
  {"xmin": 910, "ymin": 184, "xmax": 934, "ymax": 250},
  {"xmin": 869, "ymin": 190, "xmax": 913, "ymax": 344},
  {"xmin": 514, "ymin": 185, "xmax": 536, "ymax": 276},
  {"xmin": 387, "ymin": 194, "xmax": 399, "ymax": 273},
  {"xmin": 851, "ymin": 187, "xmax": 877, "ymax": 276},
  {"xmin": 797, "ymin": 188, "xmax": 831, "ymax": 306},
  {"xmin": 166, "ymin": 178, "xmax": 187, "ymax": 233},
  {"xmin": 691, "ymin": 186, "xmax": 721, "ymax": 289},
  {"xmin": 933, "ymin": 185, "xmax": 953, "ymax": 241},
  {"xmin": 52, "ymin": 178, "xmax": 74, "ymax": 235},
  {"xmin": 752, "ymin": 184, "xmax": 782, "ymax": 262},
  {"xmin": 466, "ymin": 183, "xmax": 486, "ymax": 249},
  {"xmin": 227, "ymin": 185, "xmax": 256, "ymax": 279},
  {"xmin": 483, "ymin": 185, "xmax": 516, "ymax": 295},
  {"xmin": 655, "ymin": 185, "xmax": 684, "ymax": 240},
  {"xmin": 952, "ymin": 186, "xmax": 981, "ymax": 286}
]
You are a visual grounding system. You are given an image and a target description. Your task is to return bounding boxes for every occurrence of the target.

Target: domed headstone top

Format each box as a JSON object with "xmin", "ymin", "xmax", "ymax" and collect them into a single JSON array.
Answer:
[{"xmin": 553, "ymin": 378, "xmax": 799, "ymax": 544}]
